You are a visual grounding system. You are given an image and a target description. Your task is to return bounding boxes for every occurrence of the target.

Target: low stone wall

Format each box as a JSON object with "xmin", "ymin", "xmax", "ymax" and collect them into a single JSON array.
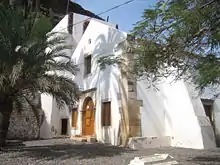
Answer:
[
  {"xmin": 7, "ymin": 107, "xmax": 40, "ymax": 140},
  {"xmin": 6, "ymin": 93, "xmax": 44, "ymax": 140},
  {"xmin": 128, "ymin": 136, "xmax": 172, "ymax": 149}
]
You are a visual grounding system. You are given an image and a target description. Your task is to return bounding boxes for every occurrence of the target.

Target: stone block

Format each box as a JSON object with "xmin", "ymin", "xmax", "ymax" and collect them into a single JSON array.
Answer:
[
  {"xmin": 128, "ymin": 154, "xmax": 178, "ymax": 165},
  {"xmin": 87, "ymin": 137, "xmax": 96, "ymax": 143},
  {"xmin": 128, "ymin": 92, "xmax": 137, "ymax": 99},
  {"xmin": 130, "ymin": 126, "xmax": 141, "ymax": 137},
  {"xmin": 81, "ymin": 138, "xmax": 87, "ymax": 142},
  {"xmin": 5, "ymin": 140, "xmax": 25, "ymax": 146},
  {"xmin": 128, "ymin": 136, "xmax": 172, "ymax": 149},
  {"xmin": 70, "ymin": 136, "xmax": 87, "ymax": 142}
]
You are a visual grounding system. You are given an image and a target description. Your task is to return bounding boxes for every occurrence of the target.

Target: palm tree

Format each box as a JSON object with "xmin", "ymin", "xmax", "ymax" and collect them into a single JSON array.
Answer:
[{"xmin": 0, "ymin": 5, "xmax": 79, "ymax": 146}]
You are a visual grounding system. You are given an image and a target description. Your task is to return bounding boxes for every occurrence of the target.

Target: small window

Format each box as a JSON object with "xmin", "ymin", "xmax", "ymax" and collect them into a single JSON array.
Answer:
[
  {"xmin": 203, "ymin": 105, "xmax": 212, "ymax": 118},
  {"xmin": 201, "ymin": 99, "xmax": 214, "ymax": 128},
  {"xmin": 88, "ymin": 39, "xmax": 91, "ymax": 44},
  {"xmin": 72, "ymin": 108, "xmax": 78, "ymax": 128},
  {"xmin": 83, "ymin": 21, "xmax": 90, "ymax": 34},
  {"xmin": 85, "ymin": 55, "xmax": 92, "ymax": 75},
  {"xmin": 102, "ymin": 102, "xmax": 111, "ymax": 126}
]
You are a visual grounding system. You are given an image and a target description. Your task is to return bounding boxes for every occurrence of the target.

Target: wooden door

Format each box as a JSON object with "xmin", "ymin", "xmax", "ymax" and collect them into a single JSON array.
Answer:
[{"xmin": 82, "ymin": 98, "xmax": 95, "ymax": 136}]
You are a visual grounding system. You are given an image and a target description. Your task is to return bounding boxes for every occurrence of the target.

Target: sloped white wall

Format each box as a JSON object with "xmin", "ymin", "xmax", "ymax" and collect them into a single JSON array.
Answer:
[
  {"xmin": 162, "ymin": 80, "xmax": 204, "ymax": 148},
  {"xmin": 137, "ymin": 80, "xmax": 166, "ymax": 137},
  {"xmin": 137, "ymin": 76, "xmax": 214, "ymax": 149},
  {"xmin": 213, "ymin": 99, "xmax": 220, "ymax": 145}
]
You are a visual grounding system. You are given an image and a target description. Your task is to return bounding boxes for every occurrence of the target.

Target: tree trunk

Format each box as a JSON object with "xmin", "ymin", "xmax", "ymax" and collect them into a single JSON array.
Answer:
[
  {"xmin": 35, "ymin": 0, "xmax": 40, "ymax": 11},
  {"xmin": 0, "ymin": 98, "xmax": 13, "ymax": 147}
]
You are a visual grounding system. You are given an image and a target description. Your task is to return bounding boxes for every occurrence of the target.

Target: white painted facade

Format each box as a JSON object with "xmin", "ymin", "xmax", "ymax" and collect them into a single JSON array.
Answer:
[
  {"xmin": 40, "ymin": 13, "xmax": 126, "ymax": 145},
  {"xmin": 137, "ymin": 77, "xmax": 216, "ymax": 149},
  {"xmin": 40, "ymin": 13, "xmax": 218, "ymax": 149},
  {"xmin": 70, "ymin": 15, "xmax": 126, "ymax": 146}
]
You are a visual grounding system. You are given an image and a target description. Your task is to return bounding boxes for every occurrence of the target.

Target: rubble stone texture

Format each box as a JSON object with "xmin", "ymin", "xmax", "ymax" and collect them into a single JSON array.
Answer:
[
  {"xmin": 7, "ymin": 107, "xmax": 39, "ymax": 140},
  {"xmin": 7, "ymin": 94, "xmax": 44, "ymax": 140}
]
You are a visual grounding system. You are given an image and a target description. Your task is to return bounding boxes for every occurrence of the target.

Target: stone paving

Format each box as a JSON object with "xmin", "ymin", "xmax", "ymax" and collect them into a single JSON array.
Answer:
[{"xmin": 0, "ymin": 138, "xmax": 220, "ymax": 165}]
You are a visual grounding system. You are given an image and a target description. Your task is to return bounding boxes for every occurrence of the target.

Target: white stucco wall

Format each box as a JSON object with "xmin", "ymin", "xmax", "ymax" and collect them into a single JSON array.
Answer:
[
  {"xmin": 40, "ymin": 12, "xmax": 216, "ymax": 148},
  {"xmin": 40, "ymin": 94, "xmax": 53, "ymax": 139},
  {"xmin": 213, "ymin": 99, "xmax": 220, "ymax": 143},
  {"xmin": 137, "ymin": 80, "xmax": 166, "ymax": 137},
  {"xmin": 41, "ymin": 13, "xmax": 126, "ymax": 144},
  {"xmin": 70, "ymin": 18, "xmax": 126, "ymax": 145},
  {"xmin": 40, "ymin": 94, "xmax": 72, "ymax": 139},
  {"xmin": 39, "ymin": 14, "xmax": 86, "ymax": 139},
  {"xmin": 137, "ymin": 76, "xmax": 216, "ymax": 149}
]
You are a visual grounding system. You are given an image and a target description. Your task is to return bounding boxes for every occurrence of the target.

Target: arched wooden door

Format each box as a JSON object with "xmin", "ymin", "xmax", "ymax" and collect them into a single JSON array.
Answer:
[{"xmin": 82, "ymin": 97, "xmax": 95, "ymax": 136}]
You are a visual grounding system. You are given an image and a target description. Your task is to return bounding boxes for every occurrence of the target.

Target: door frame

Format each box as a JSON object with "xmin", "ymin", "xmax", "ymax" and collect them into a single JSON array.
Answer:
[{"xmin": 82, "ymin": 97, "xmax": 95, "ymax": 136}]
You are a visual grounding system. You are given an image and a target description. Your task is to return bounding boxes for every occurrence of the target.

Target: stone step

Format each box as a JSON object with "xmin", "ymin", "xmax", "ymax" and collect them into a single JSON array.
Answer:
[
  {"xmin": 5, "ymin": 140, "xmax": 25, "ymax": 146},
  {"xmin": 128, "ymin": 136, "xmax": 172, "ymax": 149},
  {"xmin": 70, "ymin": 136, "xmax": 97, "ymax": 143}
]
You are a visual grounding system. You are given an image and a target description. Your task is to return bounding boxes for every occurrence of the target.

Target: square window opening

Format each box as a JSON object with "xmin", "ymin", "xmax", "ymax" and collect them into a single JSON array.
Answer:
[
  {"xmin": 85, "ymin": 55, "xmax": 92, "ymax": 75},
  {"xmin": 102, "ymin": 101, "xmax": 111, "ymax": 126}
]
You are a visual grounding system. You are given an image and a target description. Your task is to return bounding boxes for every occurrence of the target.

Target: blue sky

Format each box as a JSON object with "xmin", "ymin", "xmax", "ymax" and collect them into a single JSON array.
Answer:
[{"xmin": 74, "ymin": 0, "xmax": 157, "ymax": 32}]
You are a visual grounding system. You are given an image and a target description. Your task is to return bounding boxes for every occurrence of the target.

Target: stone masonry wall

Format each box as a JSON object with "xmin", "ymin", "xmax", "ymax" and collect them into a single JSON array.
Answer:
[
  {"xmin": 119, "ymin": 38, "xmax": 142, "ymax": 142},
  {"xmin": 7, "ymin": 93, "xmax": 44, "ymax": 140},
  {"xmin": 7, "ymin": 107, "xmax": 39, "ymax": 140}
]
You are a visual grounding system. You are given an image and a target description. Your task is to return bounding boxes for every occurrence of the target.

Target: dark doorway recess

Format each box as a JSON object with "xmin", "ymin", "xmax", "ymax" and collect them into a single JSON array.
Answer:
[{"xmin": 61, "ymin": 118, "xmax": 68, "ymax": 135}]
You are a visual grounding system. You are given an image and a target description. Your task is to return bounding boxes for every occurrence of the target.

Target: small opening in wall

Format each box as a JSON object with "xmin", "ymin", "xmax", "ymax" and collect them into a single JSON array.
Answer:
[
  {"xmin": 61, "ymin": 118, "xmax": 68, "ymax": 135},
  {"xmin": 88, "ymin": 39, "xmax": 91, "ymax": 44},
  {"xmin": 102, "ymin": 101, "xmax": 111, "ymax": 126},
  {"xmin": 85, "ymin": 54, "xmax": 92, "ymax": 75},
  {"xmin": 201, "ymin": 99, "xmax": 214, "ymax": 126},
  {"xmin": 72, "ymin": 108, "xmax": 78, "ymax": 128}
]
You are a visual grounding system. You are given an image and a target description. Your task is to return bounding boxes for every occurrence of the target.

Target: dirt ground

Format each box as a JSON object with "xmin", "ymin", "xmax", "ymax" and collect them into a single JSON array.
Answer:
[{"xmin": 0, "ymin": 139, "xmax": 220, "ymax": 165}]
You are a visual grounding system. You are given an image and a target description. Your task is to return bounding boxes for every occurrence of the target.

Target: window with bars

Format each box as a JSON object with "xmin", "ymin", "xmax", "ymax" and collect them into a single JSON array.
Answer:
[
  {"xmin": 85, "ymin": 55, "xmax": 92, "ymax": 75},
  {"xmin": 102, "ymin": 102, "xmax": 111, "ymax": 126},
  {"xmin": 72, "ymin": 108, "xmax": 78, "ymax": 128}
]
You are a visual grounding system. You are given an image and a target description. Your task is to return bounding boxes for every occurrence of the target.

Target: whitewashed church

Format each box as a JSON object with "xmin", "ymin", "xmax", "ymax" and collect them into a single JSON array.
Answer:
[{"xmin": 21, "ymin": 12, "xmax": 220, "ymax": 149}]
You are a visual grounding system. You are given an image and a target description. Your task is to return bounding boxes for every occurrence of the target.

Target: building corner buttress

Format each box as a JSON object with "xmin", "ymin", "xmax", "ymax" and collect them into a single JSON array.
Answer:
[{"xmin": 118, "ymin": 38, "xmax": 142, "ymax": 145}]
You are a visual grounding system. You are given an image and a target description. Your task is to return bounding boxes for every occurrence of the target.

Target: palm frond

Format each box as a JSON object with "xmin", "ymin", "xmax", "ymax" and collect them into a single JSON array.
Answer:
[
  {"xmin": 9, "ymin": 60, "xmax": 24, "ymax": 87},
  {"xmin": 35, "ymin": 74, "xmax": 79, "ymax": 109},
  {"xmin": 45, "ymin": 60, "xmax": 78, "ymax": 75},
  {"xmin": 0, "ymin": 6, "xmax": 80, "ymax": 116}
]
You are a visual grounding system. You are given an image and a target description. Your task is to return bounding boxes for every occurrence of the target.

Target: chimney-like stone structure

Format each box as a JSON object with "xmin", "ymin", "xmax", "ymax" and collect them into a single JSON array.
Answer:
[{"xmin": 119, "ymin": 36, "xmax": 142, "ymax": 145}]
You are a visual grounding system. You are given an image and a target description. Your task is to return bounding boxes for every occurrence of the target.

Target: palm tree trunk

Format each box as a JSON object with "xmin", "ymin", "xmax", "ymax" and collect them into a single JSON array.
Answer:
[
  {"xmin": 35, "ymin": 0, "xmax": 40, "ymax": 11},
  {"xmin": 0, "ymin": 98, "xmax": 13, "ymax": 147}
]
